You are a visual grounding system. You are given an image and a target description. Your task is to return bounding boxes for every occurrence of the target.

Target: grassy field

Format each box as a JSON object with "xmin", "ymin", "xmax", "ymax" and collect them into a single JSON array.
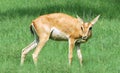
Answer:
[{"xmin": 0, "ymin": 0, "xmax": 120, "ymax": 73}]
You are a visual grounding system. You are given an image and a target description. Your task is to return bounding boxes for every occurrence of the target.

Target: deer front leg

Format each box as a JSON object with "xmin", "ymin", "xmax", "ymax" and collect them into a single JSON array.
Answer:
[
  {"xmin": 68, "ymin": 38, "xmax": 75, "ymax": 65},
  {"xmin": 76, "ymin": 43, "xmax": 83, "ymax": 66},
  {"xmin": 21, "ymin": 40, "xmax": 38, "ymax": 66}
]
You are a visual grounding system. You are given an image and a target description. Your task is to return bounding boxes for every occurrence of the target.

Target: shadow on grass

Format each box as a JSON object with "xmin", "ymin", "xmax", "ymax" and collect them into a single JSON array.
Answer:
[{"xmin": 0, "ymin": 1, "xmax": 119, "ymax": 21}]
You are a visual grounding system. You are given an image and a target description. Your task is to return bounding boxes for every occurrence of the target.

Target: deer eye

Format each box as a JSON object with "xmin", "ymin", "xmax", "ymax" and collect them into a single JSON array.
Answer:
[
  {"xmin": 81, "ymin": 27, "xmax": 83, "ymax": 31},
  {"xmin": 89, "ymin": 27, "xmax": 92, "ymax": 30}
]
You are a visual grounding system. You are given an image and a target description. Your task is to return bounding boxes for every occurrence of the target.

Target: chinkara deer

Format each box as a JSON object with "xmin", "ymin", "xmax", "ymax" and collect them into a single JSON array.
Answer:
[{"xmin": 21, "ymin": 13, "xmax": 100, "ymax": 66}]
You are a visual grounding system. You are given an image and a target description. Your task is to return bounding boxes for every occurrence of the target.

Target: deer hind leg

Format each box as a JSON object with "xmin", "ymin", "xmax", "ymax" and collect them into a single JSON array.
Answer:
[
  {"xmin": 32, "ymin": 33, "xmax": 50, "ymax": 65},
  {"xmin": 21, "ymin": 40, "xmax": 38, "ymax": 65}
]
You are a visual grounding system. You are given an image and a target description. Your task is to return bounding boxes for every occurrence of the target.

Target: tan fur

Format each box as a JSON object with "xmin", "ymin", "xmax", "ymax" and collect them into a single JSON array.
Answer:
[{"xmin": 21, "ymin": 13, "xmax": 100, "ymax": 66}]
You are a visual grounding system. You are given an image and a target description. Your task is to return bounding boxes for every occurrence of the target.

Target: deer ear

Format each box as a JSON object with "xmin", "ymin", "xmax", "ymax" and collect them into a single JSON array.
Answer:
[
  {"xmin": 90, "ymin": 15, "xmax": 100, "ymax": 25},
  {"xmin": 76, "ymin": 15, "xmax": 84, "ymax": 24}
]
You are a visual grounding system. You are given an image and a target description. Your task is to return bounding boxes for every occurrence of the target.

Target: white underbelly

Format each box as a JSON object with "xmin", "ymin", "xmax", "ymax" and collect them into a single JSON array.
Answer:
[{"xmin": 50, "ymin": 28, "xmax": 68, "ymax": 41}]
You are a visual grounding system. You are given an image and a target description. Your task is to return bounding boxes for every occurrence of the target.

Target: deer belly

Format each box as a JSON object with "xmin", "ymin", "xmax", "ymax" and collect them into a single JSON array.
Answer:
[{"xmin": 50, "ymin": 28, "xmax": 68, "ymax": 41}]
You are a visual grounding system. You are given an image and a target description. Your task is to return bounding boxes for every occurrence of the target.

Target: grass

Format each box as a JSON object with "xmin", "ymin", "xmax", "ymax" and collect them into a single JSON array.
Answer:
[{"xmin": 0, "ymin": 0, "xmax": 120, "ymax": 73}]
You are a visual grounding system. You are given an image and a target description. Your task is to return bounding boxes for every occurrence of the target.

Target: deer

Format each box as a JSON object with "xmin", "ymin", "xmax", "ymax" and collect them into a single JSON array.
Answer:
[{"xmin": 20, "ymin": 13, "xmax": 100, "ymax": 66}]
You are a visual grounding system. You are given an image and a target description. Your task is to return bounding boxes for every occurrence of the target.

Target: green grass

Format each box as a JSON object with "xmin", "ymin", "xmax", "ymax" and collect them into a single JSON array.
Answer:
[{"xmin": 0, "ymin": 0, "xmax": 120, "ymax": 73}]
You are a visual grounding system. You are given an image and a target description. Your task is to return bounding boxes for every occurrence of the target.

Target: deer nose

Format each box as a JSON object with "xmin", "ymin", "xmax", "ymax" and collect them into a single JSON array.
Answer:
[{"xmin": 82, "ymin": 36, "xmax": 87, "ymax": 40}]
